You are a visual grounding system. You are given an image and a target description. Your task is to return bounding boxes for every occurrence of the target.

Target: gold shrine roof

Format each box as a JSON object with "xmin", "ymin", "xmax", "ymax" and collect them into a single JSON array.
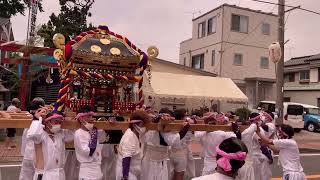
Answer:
[{"xmin": 71, "ymin": 31, "xmax": 141, "ymax": 68}]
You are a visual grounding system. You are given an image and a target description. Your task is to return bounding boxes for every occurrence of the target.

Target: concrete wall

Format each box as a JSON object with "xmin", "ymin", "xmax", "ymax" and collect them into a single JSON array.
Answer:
[
  {"xmin": 310, "ymin": 68, "xmax": 318, "ymax": 83},
  {"xmin": 221, "ymin": 42, "xmax": 276, "ymax": 80},
  {"xmin": 284, "ymin": 91, "xmax": 320, "ymax": 106}
]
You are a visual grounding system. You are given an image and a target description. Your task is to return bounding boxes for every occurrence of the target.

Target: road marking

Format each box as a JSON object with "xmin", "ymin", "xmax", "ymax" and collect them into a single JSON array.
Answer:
[
  {"xmin": 192, "ymin": 153, "xmax": 320, "ymax": 159},
  {"xmin": 0, "ymin": 164, "xmax": 21, "ymax": 168},
  {"xmin": 275, "ymin": 153, "xmax": 320, "ymax": 157},
  {"xmin": 272, "ymin": 175, "xmax": 320, "ymax": 179}
]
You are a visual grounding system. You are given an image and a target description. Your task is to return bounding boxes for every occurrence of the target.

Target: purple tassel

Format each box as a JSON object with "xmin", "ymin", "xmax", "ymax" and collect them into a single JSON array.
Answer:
[
  {"xmin": 88, "ymin": 127, "xmax": 98, "ymax": 156},
  {"xmin": 122, "ymin": 157, "xmax": 131, "ymax": 179},
  {"xmin": 179, "ymin": 123, "xmax": 190, "ymax": 139},
  {"xmin": 261, "ymin": 145, "xmax": 273, "ymax": 163}
]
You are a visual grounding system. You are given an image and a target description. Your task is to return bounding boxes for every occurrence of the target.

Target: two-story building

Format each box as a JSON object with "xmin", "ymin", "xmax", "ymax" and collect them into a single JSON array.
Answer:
[
  {"xmin": 284, "ymin": 54, "xmax": 320, "ymax": 107},
  {"xmin": 179, "ymin": 4, "xmax": 278, "ymax": 108}
]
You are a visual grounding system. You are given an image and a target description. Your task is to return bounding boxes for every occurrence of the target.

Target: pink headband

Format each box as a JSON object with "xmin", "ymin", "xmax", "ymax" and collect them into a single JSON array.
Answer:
[
  {"xmin": 129, "ymin": 120, "xmax": 143, "ymax": 123},
  {"xmin": 249, "ymin": 115, "xmax": 261, "ymax": 123},
  {"xmin": 76, "ymin": 111, "xmax": 95, "ymax": 121},
  {"xmin": 216, "ymin": 146, "xmax": 247, "ymax": 172},
  {"xmin": 44, "ymin": 114, "xmax": 64, "ymax": 122},
  {"xmin": 278, "ymin": 128, "xmax": 289, "ymax": 138},
  {"xmin": 216, "ymin": 113, "xmax": 226, "ymax": 122},
  {"xmin": 262, "ymin": 112, "xmax": 273, "ymax": 122}
]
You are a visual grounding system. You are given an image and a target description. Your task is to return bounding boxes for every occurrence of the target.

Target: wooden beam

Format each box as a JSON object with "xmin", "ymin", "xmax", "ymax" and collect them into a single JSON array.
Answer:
[
  {"xmin": 0, "ymin": 111, "xmax": 248, "ymax": 132},
  {"xmin": 0, "ymin": 119, "xmax": 248, "ymax": 132}
]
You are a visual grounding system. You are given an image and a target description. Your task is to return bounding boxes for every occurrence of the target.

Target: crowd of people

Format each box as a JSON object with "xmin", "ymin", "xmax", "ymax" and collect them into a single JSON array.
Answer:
[{"xmin": 7, "ymin": 97, "xmax": 307, "ymax": 180}]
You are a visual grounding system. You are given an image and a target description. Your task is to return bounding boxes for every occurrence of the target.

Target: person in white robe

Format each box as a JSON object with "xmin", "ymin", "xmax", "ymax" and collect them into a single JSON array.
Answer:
[
  {"xmin": 192, "ymin": 137, "xmax": 248, "ymax": 180},
  {"xmin": 19, "ymin": 98, "xmax": 45, "ymax": 180},
  {"xmin": 141, "ymin": 112, "xmax": 190, "ymax": 180},
  {"xmin": 259, "ymin": 122, "xmax": 276, "ymax": 180},
  {"xmin": 27, "ymin": 110, "xmax": 74, "ymax": 180},
  {"xmin": 168, "ymin": 109, "xmax": 194, "ymax": 180},
  {"xmin": 74, "ymin": 106, "xmax": 106, "ymax": 180},
  {"xmin": 101, "ymin": 117, "xmax": 123, "ymax": 180},
  {"xmin": 116, "ymin": 110, "xmax": 150, "ymax": 180},
  {"xmin": 236, "ymin": 113, "xmax": 261, "ymax": 180},
  {"xmin": 195, "ymin": 113, "xmax": 237, "ymax": 176},
  {"xmin": 256, "ymin": 124, "xmax": 307, "ymax": 180}
]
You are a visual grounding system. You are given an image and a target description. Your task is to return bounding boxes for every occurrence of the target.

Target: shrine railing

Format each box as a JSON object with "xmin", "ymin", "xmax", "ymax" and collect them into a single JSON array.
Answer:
[
  {"xmin": 113, "ymin": 102, "xmax": 136, "ymax": 113},
  {"xmin": 66, "ymin": 99, "xmax": 94, "ymax": 112}
]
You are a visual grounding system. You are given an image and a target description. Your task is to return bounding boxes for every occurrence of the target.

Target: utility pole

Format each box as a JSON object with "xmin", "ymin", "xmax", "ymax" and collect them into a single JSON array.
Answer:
[{"xmin": 276, "ymin": 0, "xmax": 285, "ymax": 125}]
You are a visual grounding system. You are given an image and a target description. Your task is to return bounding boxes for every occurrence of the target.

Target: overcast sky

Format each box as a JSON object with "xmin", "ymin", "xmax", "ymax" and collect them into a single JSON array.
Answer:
[{"xmin": 11, "ymin": 0, "xmax": 320, "ymax": 63}]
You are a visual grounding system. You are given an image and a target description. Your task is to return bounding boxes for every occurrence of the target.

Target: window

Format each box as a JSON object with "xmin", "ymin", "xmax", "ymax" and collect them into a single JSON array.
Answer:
[
  {"xmin": 287, "ymin": 105, "xmax": 303, "ymax": 115},
  {"xmin": 198, "ymin": 21, "xmax": 206, "ymax": 38},
  {"xmin": 231, "ymin": 14, "xmax": 248, "ymax": 33},
  {"xmin": 262, "ymin": 23, "xmax": 270, "ymax": 35},
  {"xmin": 260, "ymin": 57, "xmax": 269, "ymax": 69},
  {"xmin": 192, "ymin": 54, "xmax": 204, "ymax": 69},
  {"xmin": 300, "ymin": 70, "xmax": 310, "ymax": 80},
  {"xmin": 284, "ymin": 73, "xmax": 295, "ymax": 82},
  {"xmin": 207, "ymin": 17, "xmax": 216, "ymax": 34},
  {"xmin": 183, "ymin": 57, "xmax": 186, "ymax": 66},
  {"xmin": 211, "ymin": 50, "xmax": 215, "ymax": 66},
  {"xmin": 284, "ymin": 97, "xmax": 291, "ymax": 102},
  {"xmin": 233, "ymin": 53, "xmax": 243, "ymax": 66}
]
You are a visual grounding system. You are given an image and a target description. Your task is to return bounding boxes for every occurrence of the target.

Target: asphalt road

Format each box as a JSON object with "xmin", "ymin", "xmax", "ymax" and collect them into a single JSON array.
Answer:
[{"xmin": 0, "ymin": 153, "xmax": 320, "ymax": 180}]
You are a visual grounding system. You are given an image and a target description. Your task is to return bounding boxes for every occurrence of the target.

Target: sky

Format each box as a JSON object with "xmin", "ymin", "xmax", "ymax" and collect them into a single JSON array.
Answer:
[{"xmin": 11, "ymin": 0, "xmax": 320, "ymax": 63}]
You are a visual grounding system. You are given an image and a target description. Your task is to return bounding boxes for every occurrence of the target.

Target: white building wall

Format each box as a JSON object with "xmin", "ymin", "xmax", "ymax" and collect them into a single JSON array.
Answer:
[
  {"xmin": 221, "ymin": 43, "xmax": 276, "ymax": 79},
  {"xmin": 284, "ymin": 91, "xmax": 320, "ymax": 106},
  {"xmin": 310, "ymin": 68, "xmax": 318, "ymax": 83}
]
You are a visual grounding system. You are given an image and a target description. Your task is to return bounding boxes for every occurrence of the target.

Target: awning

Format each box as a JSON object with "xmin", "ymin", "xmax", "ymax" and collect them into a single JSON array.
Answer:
[{"xmin": 144, "ymin": 72, "xmax": 248, "ymax": 103}]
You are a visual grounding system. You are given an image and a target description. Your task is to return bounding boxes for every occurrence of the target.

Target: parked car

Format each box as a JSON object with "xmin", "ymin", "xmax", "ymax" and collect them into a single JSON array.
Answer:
[
  {"xmin": 302, "ymin": 104, "xmax": 320, "ymax": 132},
  {"xmin": 256, "ymin": 101, "xmax": 304, "ymax": 132}
]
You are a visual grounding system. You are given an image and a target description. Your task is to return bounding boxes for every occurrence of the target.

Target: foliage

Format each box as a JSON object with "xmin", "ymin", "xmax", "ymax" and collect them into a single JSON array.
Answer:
[
  {"xmin": 38, "ymin": 0, "xmax": 95, "ymax": 48},
  {"xmin": 235, "ymin": 107, "xmax": 251, "ymax": 123},
  {"xmin": 0, "ymin": 0, "xmax": 43, "ymax": 18}
]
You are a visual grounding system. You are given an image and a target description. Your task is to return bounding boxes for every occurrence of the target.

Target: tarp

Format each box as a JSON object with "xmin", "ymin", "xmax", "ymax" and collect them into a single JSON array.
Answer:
[{"xmin": 144, "ymin": 72, "xmax": 248, "ymax": 103}]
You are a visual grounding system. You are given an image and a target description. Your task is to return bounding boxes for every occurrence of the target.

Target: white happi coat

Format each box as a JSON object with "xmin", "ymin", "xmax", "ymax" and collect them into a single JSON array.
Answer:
[
  {"xmin": 141, "ymin": 130, "xmax": 179, "ymax": 180},
  {"xmin": 236, "ymin": 124, "xmax": 258, "ymax": 180},
  {"xmin": 192, "ymin": 172, "xmax": 234, "ymax": 180},
  {"xmin": 273, "ymin": 139, "xmax": 306, "ymax": 180},
  {"xmin": 167, "ymin": 131, "xmax": 195, "ymax": 176},
  {"xmin": 259, "ymin": 123, "xmax": 276, "ymax": 180},
  {"xmin": 74, "ymin": 129, "xmax": 105, "ymax": 180},
  {"xmin": 20, "ymin": 127, "xmax": 36, "ymax": 180},
  {"xmin": 27, "ymin": 120, "xmax": 74, "ymax": 180},
  {"xmin": 116, "ymin": 128, "xmax": 143, "ymax": 180},
  {"xmin": 195, "ymin": 131, "xmax": 236, "ymax": 176}
]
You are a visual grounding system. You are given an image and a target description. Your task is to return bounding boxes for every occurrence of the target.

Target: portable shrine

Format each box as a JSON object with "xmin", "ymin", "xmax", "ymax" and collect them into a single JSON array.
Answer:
[{"xmin": 52, "ymin": 25, "xmax": 158, "ymax": 116}]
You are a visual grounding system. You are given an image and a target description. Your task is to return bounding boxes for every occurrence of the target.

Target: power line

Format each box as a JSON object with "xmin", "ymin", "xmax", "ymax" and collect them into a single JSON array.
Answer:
[{"xmin": 252, "ymin": 0, "xmax": 320, "ymax": 16}]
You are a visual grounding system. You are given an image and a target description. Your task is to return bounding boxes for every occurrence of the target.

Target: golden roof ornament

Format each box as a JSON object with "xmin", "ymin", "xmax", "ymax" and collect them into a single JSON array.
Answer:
[
  {"xmin": 147, "ymin": 46, "xmax": 159, "ymax": 58},
  {"xmin": 91, "ymin": 45, "xmax": 102, "ymax": 53},
  {"xmin": 53, "ymin": 33, "xmax": 66, "ymax": 49},
  {"xmin": 110, "ymin": 47, "xmax": 121, "ymax": 55}
]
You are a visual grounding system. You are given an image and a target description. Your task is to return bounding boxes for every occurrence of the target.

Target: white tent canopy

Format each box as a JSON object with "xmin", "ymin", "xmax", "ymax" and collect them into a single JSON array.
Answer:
[{"xmin": 143, "ymin": 72, "xmax": 248, "ymax": 103}]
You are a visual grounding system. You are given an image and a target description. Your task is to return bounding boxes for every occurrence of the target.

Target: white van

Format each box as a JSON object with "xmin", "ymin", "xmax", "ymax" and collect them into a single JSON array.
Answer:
[{"xmin": 256, "ymin": 101, "xmax": 304, "ymax": 132}]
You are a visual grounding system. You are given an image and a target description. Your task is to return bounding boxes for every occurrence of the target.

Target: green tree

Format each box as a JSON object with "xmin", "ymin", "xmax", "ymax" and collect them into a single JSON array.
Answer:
[
  {"xmin": 38, "ymin": 0, "xmax": 95, "ymax": 48},
  {"xmin": 0, "ymin": 0, "xmax": 43, "ymax": 18}
]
